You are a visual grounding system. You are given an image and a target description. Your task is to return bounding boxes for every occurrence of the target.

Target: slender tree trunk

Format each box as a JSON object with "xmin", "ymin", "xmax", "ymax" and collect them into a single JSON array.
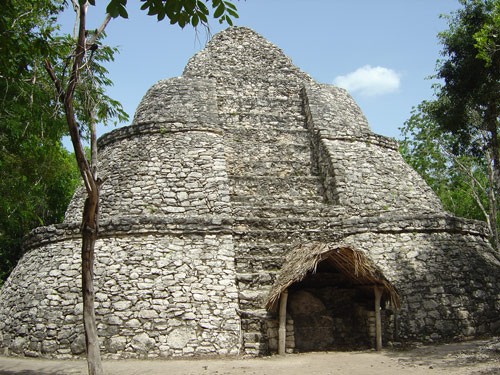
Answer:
[
  {"xmin": 82, "ymin": 193, "xmax": 103, "ymax": 375},
  {"xmin": 486, "ymin": 109, "xmax": 500, "ymax": 251},
  {"xmin": 486, "ymin": 109, "xmax": 500, "ymax": 195},
  {"xmin": 45, "ymin": 2, "xmax": 105, "ymax": 372},
  {"xmin": 485, "ymin": 151, "xmax": 500, "ymax": 251}
]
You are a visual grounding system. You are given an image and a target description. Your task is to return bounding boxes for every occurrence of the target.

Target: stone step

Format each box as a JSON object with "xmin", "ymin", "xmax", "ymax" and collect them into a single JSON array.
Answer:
[
  {"xmin": 231, "ymin": 202, "xmax": 344, "ymax": 219},
  {"xmin": 237, "ymin": 275, "xmax": 277, "ymax": 291},
  {"xmin": 237, "ymin": 271, "xmax": 278, "ymax": 285},
  {"xmin": 231, "ymin": 194, "xmax": 325, "ymax": 207},
  {"xmin": 226, "ymin": 159, "xmax": 317, "ymax": 177},
  {"xmin": 244, "ymin": 331, "xmax": 265, "ymax": 344},
  {"xmin": 232, "ymin": 214, "xmax": 343, "ymax": 232},
  {"xmin": 229, "ymin": 175, "xmax": 323, "ymax": 199},
  {"xmin": 225, "ymin": 124, "xmax": 308, "ymax": 137},
  {"xmin": 232, "ymin": 227, "xmax": 342, "ymax": 243},
  {"xmin": 221, "ymin": 117, "xmax": 306, "ymax": 133},
  {"xmin": 218, "ymin": 93, "xmax": 303, "ymax": 109},
  {"xmin": 236, "ymin": 255, "xmax": 284, "ymax": 273},
  {"xmin": 225, "ymin": 142, "xmax": 311, "ymax": 166},
  {"xmin": 235, "ymin": 243, "xmax": 290, "ymax": 258}
]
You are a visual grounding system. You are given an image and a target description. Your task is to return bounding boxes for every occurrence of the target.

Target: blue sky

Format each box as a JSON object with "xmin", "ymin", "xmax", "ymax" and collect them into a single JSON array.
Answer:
[{"xmin": 60, "ymin": 1, "xmax": 462, "ymax": 143}]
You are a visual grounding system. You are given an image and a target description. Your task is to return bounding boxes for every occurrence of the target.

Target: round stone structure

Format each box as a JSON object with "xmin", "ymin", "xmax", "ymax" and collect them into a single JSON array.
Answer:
[{"xmin": 1, "ymin": 26, "xmax": 500, "ymax": 359}]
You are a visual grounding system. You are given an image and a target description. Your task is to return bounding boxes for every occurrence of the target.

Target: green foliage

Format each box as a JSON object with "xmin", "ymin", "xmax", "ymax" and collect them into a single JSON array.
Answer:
[
  {"xmin": 0, "ymin": 0, "xmax": 81, "ymax": 284},
  {"xmin": 432, "ymin": 0, "xmax": 500, "ymax": 149},
  {"xmin": 0, "ymin": 0, "xmax": 240, "ymax": 286},
  {"xmin": 400, "ymin": 101, "xmax": 491, "ymax": 222},
  {"xmin": 400, "ymin": 0, "xmax": 500, "ymax": 250},
  {"xmin": 105, "ymin": 0, "xmax": 239, "ymax": 27},
  {"xmin": 0, "ymin": 0, "xmax": 129, "ymax": 284},
  {"xmin": 474, "ymin": 0, "xmax": 500, "ymax": 66}
]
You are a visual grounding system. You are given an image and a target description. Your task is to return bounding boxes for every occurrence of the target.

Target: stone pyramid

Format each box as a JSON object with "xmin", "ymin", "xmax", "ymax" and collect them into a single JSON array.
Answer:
[{"xmin": 1, "ymin": 27, "xmax": 500, "ymax": 358}]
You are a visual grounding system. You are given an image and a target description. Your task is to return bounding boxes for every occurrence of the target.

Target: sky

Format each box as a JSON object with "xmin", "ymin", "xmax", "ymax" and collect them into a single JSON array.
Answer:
[{"xmin": 59, "ymin": 0, "xmax": 462, "ymax": 145}]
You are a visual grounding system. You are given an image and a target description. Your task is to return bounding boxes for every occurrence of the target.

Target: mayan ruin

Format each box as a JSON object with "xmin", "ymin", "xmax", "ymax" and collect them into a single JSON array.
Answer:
[{"xmin": 1, "ymin": 26, "xmax": 500, "ymax": 359}]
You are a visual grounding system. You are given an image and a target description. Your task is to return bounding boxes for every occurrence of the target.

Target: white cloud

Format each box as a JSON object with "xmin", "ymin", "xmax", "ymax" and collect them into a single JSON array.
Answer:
[{"xmin": 333, "ymin": 65, "xmax": 401, "ymax": 97}]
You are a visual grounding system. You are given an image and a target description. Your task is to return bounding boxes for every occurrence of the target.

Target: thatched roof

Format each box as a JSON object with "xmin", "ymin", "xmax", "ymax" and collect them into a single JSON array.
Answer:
[{"xmin": 265, "ymin": 242, "xmax": 400, "ymax": 312}]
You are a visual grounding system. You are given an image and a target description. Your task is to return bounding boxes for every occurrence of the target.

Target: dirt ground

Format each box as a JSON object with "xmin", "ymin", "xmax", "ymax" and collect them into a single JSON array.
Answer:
[{"xmin": 1, "ymin": 338, "xmax": 500, "ymax": 375}]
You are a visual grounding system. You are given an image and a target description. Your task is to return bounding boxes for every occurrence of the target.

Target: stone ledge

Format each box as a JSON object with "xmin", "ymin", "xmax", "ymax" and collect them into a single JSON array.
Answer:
[
  {"xmin": 97, "ymin": 122, "xmax": 223, "ymax": 150},
  {"xmin": 318, "ymin": 131, "xmax": 399, "ymax": 151},
  {"xmin": 23, "ymin": 214, "xmax": 234, "ymax": 251},
  {"xmin": 232, "ymin": 211, "xmax": 490, "ymax": 238},
  {"xmin": 343, "ymin": 211, "xmax": 490, "ymax": 237}
]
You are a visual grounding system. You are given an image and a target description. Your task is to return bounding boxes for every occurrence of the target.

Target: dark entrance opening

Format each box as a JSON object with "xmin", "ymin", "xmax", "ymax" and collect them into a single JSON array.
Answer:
[
  {"xmin": 288, "ymin": 261, "xmax": 376, "ymax": 351},
  {"xmin": 265, "ymin": 243, "xmax": 400, "ymax": 354}
]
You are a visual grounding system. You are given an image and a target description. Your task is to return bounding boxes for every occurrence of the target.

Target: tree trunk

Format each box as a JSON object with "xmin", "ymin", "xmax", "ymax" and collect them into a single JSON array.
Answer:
[
  {"xmin": 486, "ymin": 109, "xmax": 500, "ymax": 197},
  {"xmin": 45, "ymin": 2, "xmax": 108, "ymax": 373},
  {"xmin": 485, "ymin": 150, "xmax": 500, "ymax": 251},
  {"xmin": 486, "ymin": 109, "xmax": 500, "ymax": 251},
  {"xmin": 82, "ymin": 197, "xmax": 103, "ymax": 375}
]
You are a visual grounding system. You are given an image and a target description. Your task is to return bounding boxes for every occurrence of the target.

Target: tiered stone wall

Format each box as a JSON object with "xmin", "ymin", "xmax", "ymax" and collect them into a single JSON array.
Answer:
[
  {"xmin": 0, "ymin": 76, "xmax": 242, "ymax": 358},
  {"xmin": 65, "ymin": 77, "xmax": 228, "ymax": 222},
  {"xmin": 183, "ymin": 27, "xmax": 336, "ymax": 355},
  {"xmin": 303, "ymin": 83, "xmax": 443, "ymax": 213},
  {"xmin": 2, "ymin": 26, "xmax": 500, "ymax": 359},
  {"xmin": 0, "ymin": 222, "xmax": 240, "ymax": 358},
  {"xmin": 341, "ymin": 213, "xmax": 500, "ymax": 343}
]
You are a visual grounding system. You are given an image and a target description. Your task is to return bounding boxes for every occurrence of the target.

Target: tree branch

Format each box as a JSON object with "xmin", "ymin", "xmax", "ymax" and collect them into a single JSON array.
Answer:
[
  {"xmin": 88, "ymin": 14, "xmax": 112, "ymax": 46},
  {"xmin": 71, "ymin": 0, "xmax": 80, "ymax": 39},
  {"xmin": 44, "ymin": 59, "xmax": 65, "ymax": 102}
]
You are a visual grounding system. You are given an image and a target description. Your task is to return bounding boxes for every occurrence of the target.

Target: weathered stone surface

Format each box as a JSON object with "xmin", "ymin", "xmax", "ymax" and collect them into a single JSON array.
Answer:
[
  {"xmin": 1, "ymin": 26, "xmax": 500, "ymax": 359},
  {"xmin": 167, "ymin": 327, "xmax": 196, "ymax": 349},
  {"xmin": 70, "ymin": 335, "xmax": 86, "ymax": 355},
  {"xmin": 131, "ymin": 333, "xmax": 155, "ymax": 353}
]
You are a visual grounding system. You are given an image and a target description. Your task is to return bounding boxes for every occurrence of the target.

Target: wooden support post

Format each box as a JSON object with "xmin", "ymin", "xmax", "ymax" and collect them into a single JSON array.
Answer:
[
  {"xmin": 278, "ymin": 289, "xmax": 288, "ymax": 355},
  {"xmin": 374, "ymin": 286, "xmax": 383, "ymax": 351}
]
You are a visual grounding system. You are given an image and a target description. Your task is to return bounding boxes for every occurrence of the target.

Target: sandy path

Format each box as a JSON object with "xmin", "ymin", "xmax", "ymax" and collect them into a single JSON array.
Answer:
[{"xmin": 1, "ymin": 338, "xmax": 500, "ymax": 375}]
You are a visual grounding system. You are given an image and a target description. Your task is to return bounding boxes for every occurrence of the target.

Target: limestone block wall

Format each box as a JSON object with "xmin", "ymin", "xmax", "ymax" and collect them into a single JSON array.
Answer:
[
  {"xmin": 183, "ymin": 27, "xmax": 332, "ymax": 355},
  {"xmin": 0, "ymin": 221, "xmax": 241, "ymax": 358},
  {"xmin": 303, "ymin": 83, "xmax": 443, "ymax": 214},
  {"xmin": 341, "ymin": 213, "xmax": 500, "ymax": 342},
  {"xmin": 65, "ymin": 77, "xmax": 228, "ymax": 223},
  {"xmin": 0, "ymin": 76, "xmax": 242, "ymax": 358}
]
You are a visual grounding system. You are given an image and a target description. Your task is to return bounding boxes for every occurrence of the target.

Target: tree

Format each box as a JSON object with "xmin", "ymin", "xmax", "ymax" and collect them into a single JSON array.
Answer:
[
  {"xmin": 43, "ymin": 1, "xmax": 239, "ymax": 374},
  {"xmin": 431, "ymin": 0, "xmax": 500, "ymax": 202},
  {"xmin": 400, "ymin": 101, "xmax": 499, "ymax": 249},
  {"xmin": 0, "ymin": 0, "xmax": 81, "ymax": 285},
  {"xmin": 474, "ymin": 0, "xmax": 500, "ymax": 66},
  {"xmin": 400, "ymin": 0, "xmax": 500, "ymax": 251}
]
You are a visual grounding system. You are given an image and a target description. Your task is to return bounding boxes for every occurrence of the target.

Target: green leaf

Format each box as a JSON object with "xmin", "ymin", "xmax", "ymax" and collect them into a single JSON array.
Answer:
[
  {"xmin": 224, "ymin": 1, "xmax": 237, "ymax": 11},
  {"xmin": 213, "ymin": 3, "xmax": 225, "ymax": 18},
  {"xmin": 106, "ymin": 3, "xmax": 120, "ymax": 18},
  {"xmin": 118, "ymin": 5, "xmax": 128, "ymax": 19},
  {"xmin": 185, "ymin": 0, "xmax": 196, "ymax": 12},
  {"xmin": 192, "ymin": 14, "xmax": 199, "ymax": 27},
  {"xmin": 198, "ymin": 1, "xmax": 209, "ymax": 15},
  {"xmin": 226, "ymin": 8, "xmax": 238, "ymax": 18}
]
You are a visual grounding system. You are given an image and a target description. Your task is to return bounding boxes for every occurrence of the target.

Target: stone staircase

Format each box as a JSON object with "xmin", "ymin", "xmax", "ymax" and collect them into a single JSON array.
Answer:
[{"xmin": 220, "ymin": 89, "xmax": 343, "ymax": 355}]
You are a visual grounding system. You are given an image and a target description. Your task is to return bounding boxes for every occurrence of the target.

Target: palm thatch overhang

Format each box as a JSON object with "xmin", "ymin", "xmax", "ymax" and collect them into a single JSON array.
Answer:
[{"xmin": 265, "ymin": 242, "xmax": 401, "ymax": 312}]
